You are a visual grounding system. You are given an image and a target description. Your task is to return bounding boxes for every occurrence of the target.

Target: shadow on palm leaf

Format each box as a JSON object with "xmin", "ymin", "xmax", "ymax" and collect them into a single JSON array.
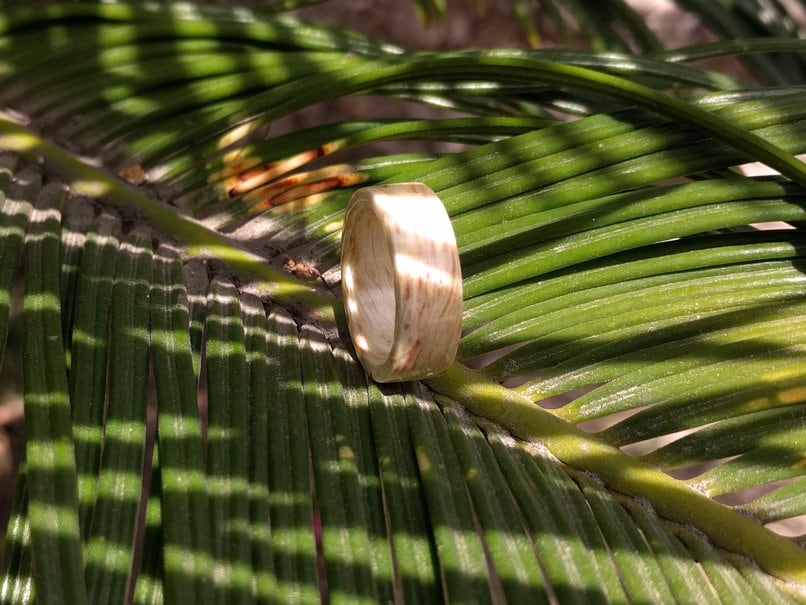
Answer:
[{"xmin": 1, "ymin": 2, "xmax": 806, "ymax": 602}]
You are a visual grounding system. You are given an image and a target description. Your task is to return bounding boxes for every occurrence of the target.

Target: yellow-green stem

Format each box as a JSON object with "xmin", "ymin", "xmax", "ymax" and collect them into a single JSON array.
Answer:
[
  {"xmin": 426, "ymin": 361, "xmax": 806, "ymax": 587},
  {"xmin": 0, "ymin": 113, "xmax": 341, "ymax": 326}
]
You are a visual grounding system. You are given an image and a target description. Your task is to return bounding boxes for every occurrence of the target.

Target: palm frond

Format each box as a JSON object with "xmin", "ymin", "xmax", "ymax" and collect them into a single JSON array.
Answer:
[{"xmin": 1, "ymin": 2, "xmax": 806, "ymax": 603}]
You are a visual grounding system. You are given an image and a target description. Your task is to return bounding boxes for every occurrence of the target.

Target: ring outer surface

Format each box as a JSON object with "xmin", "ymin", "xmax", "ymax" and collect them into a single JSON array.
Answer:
[{"xmin": 340, "ymin": 183, "xmax": 463, "ymax": 383}]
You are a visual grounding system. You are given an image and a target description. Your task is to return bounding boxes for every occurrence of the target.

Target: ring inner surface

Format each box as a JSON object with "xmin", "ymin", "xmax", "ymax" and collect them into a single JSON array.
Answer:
[{"xmin": 348, "ymin": 208, "xmax": 395, "ymax": 366}]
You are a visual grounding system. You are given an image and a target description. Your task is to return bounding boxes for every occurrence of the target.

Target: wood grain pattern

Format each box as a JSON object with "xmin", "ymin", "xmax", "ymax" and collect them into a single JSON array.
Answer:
[{"xmin": 341, "ymin": 183, "xmax": 462, "ymax": 382}]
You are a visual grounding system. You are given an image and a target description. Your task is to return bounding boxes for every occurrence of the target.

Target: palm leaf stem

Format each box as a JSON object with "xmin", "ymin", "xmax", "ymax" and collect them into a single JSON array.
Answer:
[
  {"xmin": 0, "ymin": 114, "xmax": 340, "ymax": 325},
  {"xmin": 424, "ymin": 362, "xmax": 806, "ymax": 586}
]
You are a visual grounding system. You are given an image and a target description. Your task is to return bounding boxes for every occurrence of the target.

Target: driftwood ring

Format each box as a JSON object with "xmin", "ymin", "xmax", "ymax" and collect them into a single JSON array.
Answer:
[{"xmin": 341, "ymin": 183, "xmax": 463, "ymax": 383}]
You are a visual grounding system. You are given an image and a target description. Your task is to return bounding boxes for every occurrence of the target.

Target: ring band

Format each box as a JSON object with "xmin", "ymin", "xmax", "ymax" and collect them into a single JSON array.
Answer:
[{"xmin": 341, "ymin": 183, "xmax": 463, "ymax": 383}]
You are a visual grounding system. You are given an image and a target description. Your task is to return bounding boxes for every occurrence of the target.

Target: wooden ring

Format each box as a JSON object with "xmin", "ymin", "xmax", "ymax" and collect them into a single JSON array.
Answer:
[{"xmin": 341, "ymin": 183, "xmax": 463, "ymax": 382}]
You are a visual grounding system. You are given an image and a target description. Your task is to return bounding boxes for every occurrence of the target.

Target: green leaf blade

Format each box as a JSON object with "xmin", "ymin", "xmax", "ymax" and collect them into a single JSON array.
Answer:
[
  {"xmin": 149, "ymin": 246, "xmax": 213, "ymax": 603},
  {"xmin": 205, "ymin": 277, "xmax": 254, "ymax": 604},
  {"xmin": 84, "ymin": 227, "xmax": 153, "ymax": 604},
  {"xmin": 22, "ymin": 182, "xmax": 87, "ymax": 605},
  {"xmin": 68, "ymin": 213, "xmax": 120, "ymax": 540}
]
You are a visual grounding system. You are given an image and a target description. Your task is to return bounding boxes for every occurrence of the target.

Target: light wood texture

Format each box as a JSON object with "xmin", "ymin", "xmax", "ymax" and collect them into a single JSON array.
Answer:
[{"xmin": 341, "ymin": 183, "xmax": 463, "ymax": 382}]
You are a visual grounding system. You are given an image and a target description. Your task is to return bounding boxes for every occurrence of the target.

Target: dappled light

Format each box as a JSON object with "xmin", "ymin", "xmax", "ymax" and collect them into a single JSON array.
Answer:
[
  {"xmin": 1, "ymin": 0, "xmax": 806, "ymax": 602},
  {"xmin": 4, "ymin": 157, "xmax": 804, "ymax": 598}
]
